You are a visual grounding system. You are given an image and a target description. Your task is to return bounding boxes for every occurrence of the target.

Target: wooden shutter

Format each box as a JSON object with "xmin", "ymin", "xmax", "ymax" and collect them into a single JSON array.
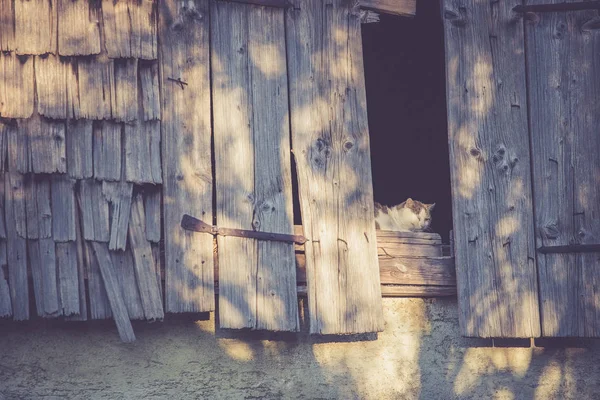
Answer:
[
  {"xmin": 443, "ymin": 0, "xmax": 541, "ymax": 337},
  {"xmin": 526, "ymin": 4, "xmax": 600, "ymax": 337},
  {"xmin": 211, "ymin": 1, "xmax": 299, "ymax": 331},
  {"xmin": 286, "ymin": 0, "xmax": 383, "ymax": 335}
]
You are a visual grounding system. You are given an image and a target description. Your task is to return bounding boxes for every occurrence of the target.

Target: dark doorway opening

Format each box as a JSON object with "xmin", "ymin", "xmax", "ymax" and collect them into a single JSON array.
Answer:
[{"xmin": 361, "ymin": 4, "xmax": 452, "ymax": 241}]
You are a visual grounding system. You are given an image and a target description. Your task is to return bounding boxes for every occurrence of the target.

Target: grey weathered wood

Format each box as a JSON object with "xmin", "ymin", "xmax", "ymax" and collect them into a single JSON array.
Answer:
[
  {"xmin": 443, "ymin": 0, "xmax": 540, "ymax": 337},
  {"xmin": 66, "ymin": 120, "xmax": 94, "ymax": 179},
  {"xmin": 0, "ymin": 0, "xmax": 15, "ymax": 51},
  {"xmin": 28, "ymin": 238, "xmax": 44, "ymax": 314},
  {"xmin": 111, "ymin": 249, "xmax": 145, "ymax": 320},
  {"xmin": 526, "ymin": 7, "xmax": 600, "ymax": 337},
  {"xmin": 35, "ymin": 54, "xmax": 68, "ymax": 119},
  {"xmin": 57, "ymin": 0, "xmax": 101, "ymax": 56},
  {"xmin": 139, "ymin": 62, "xmax": 161, "ymax": 121},
  {"xmin": 75, "ymin": 58, "xmax": 115, "ymax": 120},
  {"xmin": 91, "ymin": 241, "xmax": 136, "ymax": 342},
  {"xmin": 360, "ymin": 0, "xmax": 416, "ymax": 17},
  {"xmin": 212, "ymin": 1, "xmax": 298, "ymax": 331},
  {"xmin": 159, "ymin": 0, "xmax": 215, "ymax": 313},
  {"xmin": 103, "ymin": 181, "xmax": 134, "ymax": 251},
  {"xmin": 128, "ymin": 194, "xmax": 164, "ymax": 320},
  {"xmin": 84, "ymin": 241, "xmax": 112, "ymax": 319},
  {"xmin": 286, "ymin": 0, "xmax": 383, "ymax": 334},
  {"xmin": 14, "ymin": 0, "xmax": 57, "ymax": 55},
  {"xmin": 56, "ymin": 241, "xmax": 80, "ymax": 316},
  {"xmin": 377, "ymin": 241, "xmax": 442, "ymax": 258},
  {"xmin": 144, "ymin": 188, "xmax": 162, "ymax": 243},
  {"xmin": 6, "ymin": 120, "xmax": 29, "ymax": 173},
  {"xmin": 0, "ymin": 240, "xmax": 11, "ymax": 317},
  {"xmin": 379, "ymin": 285, "xmax": 456, "ymax": 297},
  {"xmin": 21, "ymin": 117, "xmax": 67, "ymax": 174},
  {"xmin": 151, "ymin": 243, "xmax": 163, "ymax": 300},
  {"xmin": 66, "ymin": 207, "xmax": 88, "ymax": 321},
  {"xmin": 79, "ymin": 179, "xmax": 110, "ymax": 242},
  {"xmin": 218, "ymin": 0, "xmax": 291, "ymax": 7},
  {"xmin": 124, "ymin": 121, "xmax": 162, "ymax": 184},
  {"xmin": 51, "ymin": 175, "xmax": 77, "ymax": 242},
  {"xmin": 93, "ymin": 122, "xmax": 122, "ymax": 181},
  {"xmin": 113, "ymin": 59, "xmax": 138, "ymax": 122},
  {"xmin": 0, "ymin": 121, "xmax": 7, "ymax": 175},
  {"xmin": 24, "ymin": 176, "xmax": 52, "ymax": 239},
  {"xmin": 30, "ymin": 238, "xmax": 61, "ymax": 317},
  {"xmin": 0, "ymin": 52, "xmax": 34, "ymax": 119},
  {"xmin": 102, "ymin": 0, "xmax": 158, "ymax": 60},
  {"xmin": 0, "ymin": 171, "xmax": 4, "ymax": 240},
  {"xmin": 4, "ymin": 173, "xmax": 28, "ymax": 320}
]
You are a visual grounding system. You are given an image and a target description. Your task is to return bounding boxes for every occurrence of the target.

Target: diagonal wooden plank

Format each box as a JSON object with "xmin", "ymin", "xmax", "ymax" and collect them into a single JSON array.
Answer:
[
  {"xmin": 286, "ymin": 0, "xmax": 383, "ymax": 334},
  {"xmin": 103, "ymin": 181, "xmax": 134, "ymax": 251},
  {"xmin": 159, "ymin": 0, "xmax": 215, "ymax": 313},
  {"xmin": 84, "ymin": 240, "xmax": 111, "ymax": 319},
  {"xmin": 111, "ymin": 249, "xmax": 145, "ymax": 320},
  {"xmin": 212, "ymin": 1, "xmax": 299, "ymax": 331}
]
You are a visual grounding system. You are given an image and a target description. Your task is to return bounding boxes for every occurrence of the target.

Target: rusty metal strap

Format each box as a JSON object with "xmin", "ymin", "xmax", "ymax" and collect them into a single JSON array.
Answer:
[
  {"xmin": 181, "ymin": 214, "xmax": 307, "ymax": 245},
  {"xmin": 537, "ymin": 244, "xmax": 600, "ymax": 254}
]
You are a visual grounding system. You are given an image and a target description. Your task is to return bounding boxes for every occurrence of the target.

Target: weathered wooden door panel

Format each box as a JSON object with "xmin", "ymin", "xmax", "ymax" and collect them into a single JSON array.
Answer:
[
  {"xmin": 286, "ymin": 0, "xmax": 383, "ymax": 334},
  {"xmin": 211, "ymin": 1, "xmax": 299, "ymax": 331},
  {"xmin": 159, "ymin": 0, "xmax": 215, "ymax": 313},
  {"xmin": 526, "ymin": 6, "xmax": 600, "ymax": 337},
  {"xmin": 443, "ymin": 0, "xmax": 541, "ymax": 337}
]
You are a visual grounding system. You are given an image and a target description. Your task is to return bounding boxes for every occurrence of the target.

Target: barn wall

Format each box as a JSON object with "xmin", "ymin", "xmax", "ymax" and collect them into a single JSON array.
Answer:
[{"xmin": 1, "ymin": 299, "xmax": 600, "ymax": 399}]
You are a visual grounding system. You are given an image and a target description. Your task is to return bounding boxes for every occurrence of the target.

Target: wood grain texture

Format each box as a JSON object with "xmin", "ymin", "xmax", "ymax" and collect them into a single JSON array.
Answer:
[
  {"xmin": 111, "ymin": 249, "xmax": 145, "ymax": 320},
  {"xmin": 128, "ymin": 194, "xmax": 164, "ymax": 320},
  {"xmin": 51, "ymin": 175, "xmax": 77, "ymax": 242},
  {"xmin": 23, "ymin": 117, "xmax": 67, "ymax": 174},
  {"xmin": 56, "ymin": 242, "xmax": 80, "ymax": 316},
  {"xmin": 113, "ymin": 59, "xmax": 138, "ymax": 122},
  {"xmin": 29, "ymin": 238, "xmax": 61, "ymax": 317},
  {"xmin": 0, "ymin": 0, "xmax": 15, "ymax": 51},
  {"xmin": 144, "ymin": 188, "xmax": 162, "ymax": 243},
  {"xmin": 360, "ymin": 0, "xmax": 416, "ymax": 17},
  {"xmin": 4, "ymin": 173, "xmax": 29, "ymax": 320},
  {"xmin": 443, "ymin": 0, "xmax": 540, "ymax": 337},
  {"xmin": 91, "ymin": 241, "xmax": 136, "ymax": 342},
  {"xmin": 0, "ymin": 241, "xmax": 11, "ymax": 317},
  {"xmin": 57, "ymin": 0, "xmax": 101, "ymax": 56},
  {"xmin": 65, "ymin": 207, "xmax": 88, "ymax": 321},
  {"xmin": 218, "ymin": 0, "xmax": 292, "ymax": 7},
  {"xmin": 103, "ymin": 182, "xmax": 134, "ymax": 251},
  {"xmin": 286, "ymin": 0, "xmax": 383, "ymax": 334},
  {"xmin": 14, "ymin": 0, "xmax": 57, "ymax": 55},
  {"xmin": 0, "ymin": 52, "xmax": 34, "ymax": 119},
  {"xmin": 75, "ymin": 58, "xmax": 115, "ymax": 120},
  {"xmin": 66, "ymin": 120, "xmax": 94, "ymax": 179},
  {"xmin": 140, "ymin": 61, "xmax": 161, "ymax": 120},
  {"xmin": 159, "ymin": 0, "xmax": 215, "ymax": 313},
  {"xmin": 84, "ymin": 241, "xmax": 111, "ymax": 319},
  {"xmin": 526, "ymin": 9, "xmax": 600, "ymax": 337},
  {"xmin": 35, "ymin": 54, "xmax": 68, "ymax": 119},
  {"xmin": 79, "ymin": 179, "xmax": 110, "ymax": 242},
  {"xmin": 212, "ymin": 1, "xmax": 298, "ymax": 331},
  {"xmin": 23, "ymin": 176, "xmax": 52, "ymax": 240},
  {"xmin": 0, "ymin": 169, "xmax": 4, "ymax": 239},
  {"xmin": 0, "ymin": 121, "xmax": 7, "ymax": 175},
  {"xmin": 102, "ymin": 0, "xmax": 158, "ymax": 59},
  {"xmin": 124, "ymin": 120, "xmax": 162, "ymax": 184},
  {"xmin": 6, "ymin": 120, "xmax": 29, "ymax": 173},
  {"xmin": 93, "ymin": 121, "xmax": 122, "ymax": 182}
]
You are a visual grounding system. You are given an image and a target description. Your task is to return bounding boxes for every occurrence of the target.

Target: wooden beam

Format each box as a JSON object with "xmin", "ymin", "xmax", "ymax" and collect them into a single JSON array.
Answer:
[{"xmin": 360, "ymin": 0, "xmax": 416, "ymax": 17}]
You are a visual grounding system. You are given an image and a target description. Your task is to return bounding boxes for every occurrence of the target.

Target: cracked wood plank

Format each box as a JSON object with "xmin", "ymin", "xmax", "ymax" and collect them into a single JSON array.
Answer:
[
  {"xmin": 111, "ymin": 249, "xmax": 145, "ymax": 320},
  {"xmin": 79, "ymin": 179, "xmax": 110, "ymax": 242},
  {"xmin": 103, "ymin": 181, "xmax": 134, "ymax": 251}
]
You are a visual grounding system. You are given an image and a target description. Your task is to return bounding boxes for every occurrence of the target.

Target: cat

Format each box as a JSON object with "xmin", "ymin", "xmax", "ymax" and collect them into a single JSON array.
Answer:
[{"xmin": 374, "ymin": 198, "xmax": 435, "ymax": 232}]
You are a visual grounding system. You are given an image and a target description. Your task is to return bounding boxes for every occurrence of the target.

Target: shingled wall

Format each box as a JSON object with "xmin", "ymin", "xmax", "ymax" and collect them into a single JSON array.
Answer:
[{"xmin": 0, "ymin": 0, "xmax": 164, "ymax": 338}]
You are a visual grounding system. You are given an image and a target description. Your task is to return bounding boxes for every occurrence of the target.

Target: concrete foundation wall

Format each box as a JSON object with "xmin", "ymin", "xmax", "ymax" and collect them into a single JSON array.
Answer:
[{"xmin": 1, "ymin": 298, "xmax": 600, "ymax": 399}]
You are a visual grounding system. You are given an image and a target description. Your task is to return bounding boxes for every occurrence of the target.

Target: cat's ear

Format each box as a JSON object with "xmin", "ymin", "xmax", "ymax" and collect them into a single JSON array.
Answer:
[
  {"xmin": 405, "ymin": 198, "xmax": 415, "ymax": 207},
  {"xmin": 428, "ymin": 203, "xmax": 436, "ymax": 211}
]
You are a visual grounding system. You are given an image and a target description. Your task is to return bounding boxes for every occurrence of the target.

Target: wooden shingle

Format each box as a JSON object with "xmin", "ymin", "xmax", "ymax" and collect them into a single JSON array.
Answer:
[
  {"xmin": 0, "ymin": 53, "xmax": 34, "ymax": 119},
  {"xmin": 93, "ymin": 121, "xmax": 122, "ymax": 181},
  {"xmin": 6, "ymin": 121, "xmax": 29, "ymax": 173},
  {"xmin": 57, "ymin": 0, "xmax": 101, "ymax": 56},
  {"xmin": 102, "ymin": 0, "xmax": 158, "ymax": 60},
  {"xmin": 0, "ymin": 0, "xmax": 15, "ymax": 51},
  {"xmin": 144, "ymin": 188, "xmax": 162, "ymax": 243},
  {"xmin": 24, "ymin": 176, "xmax": 52, "ymax": 240},
  {"xmin": 21, "ymin": 117, "xmax": 67, "ymax": 174},
  {"xmin": 84, "ymin": 240, "xmax": 112, "ymax": 319},
  {"xmin": 76, "ymin": 58, "xmax": 115, "ymax": 120},
  {"xmin": 51, "ymin": 175, "xmax": 77, "ymax": 242},
  {"xmin": 14, "ymin": 0, "xmax": 57, "ymax": 55},
  {"xmin": 113, "ymin": 59, "xmax": 138, "ymax": 122},
  {"xmin": 124, "ymin": 121, "xmax": 162, "ymax": 184},
  {"xmin": 139, "ymin": 62, "xmax": 161, "ymax": 121},
  {"xmin": 66, "ymin": 120, "xmax": 94, "ymax": 179},
  {"xmin": 0, "ymin": 120, "xmax": 10, "ymax": 174},
  {"xmin": 79, "ymin": 179, "xmax": 110, "ymax": 243},
  {"xmin": 35, "ymin": 55, "xmax": 68, "ymax": 119},
  {"xmin": 102, "ymin": 181, "xmax": 133, "ymax": 251},
  {"xmin": 0, "ymin": 240, "xmax": 11, "ymax": 318},
  {"xmin": 29, "ymin": 238, "xmax": 61, "ymax": 317},
  {"xmin": 111, "ymin": 249, "xmax": 145, "ymax": 320},
  {"xmin": 56, "ymin": 242, "xmax": 80, "ymax": 316}
]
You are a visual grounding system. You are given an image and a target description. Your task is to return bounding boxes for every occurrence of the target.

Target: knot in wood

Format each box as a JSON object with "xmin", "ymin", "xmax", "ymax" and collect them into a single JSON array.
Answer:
[
  {"xmin": 541, "ymin": 223, "xmax": 560, "ymax": 240},
  {"xmin": 444, "ymin": 8, "xmax": 467, "ymax": 27}
]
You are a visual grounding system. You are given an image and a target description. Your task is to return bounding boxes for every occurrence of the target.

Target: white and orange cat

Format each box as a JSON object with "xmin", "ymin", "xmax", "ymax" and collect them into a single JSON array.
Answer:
[{"xmin": 374, "ymin": 198, "xmax": 435, "ymax": 232}]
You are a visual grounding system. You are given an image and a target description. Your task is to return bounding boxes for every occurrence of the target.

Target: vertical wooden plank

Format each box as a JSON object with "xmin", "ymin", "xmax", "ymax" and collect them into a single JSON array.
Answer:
[
  {"xmin": 91, "ymin": 241, "xmax": 136, "ymax": 342},
  {"xmin": 21, "ymin": 117, "xmax": 67, "ymax": 174},
  {"xmin": 526, "ymin": 8, "xmax": 600, "ymax": 337},
  {"xmin": 0, "ymin": 240, "xmax": 12, "ymax": 317},
  {"xmin": 14, "ymin": 0, "xmax": 57, "ymax": 55},
  {"xmin": 29, "ymin": 238, "xmax": 61, "ymax": 317},
  {"xmin": 66, "ymin": 120, "xmax": 94, "ymax": 179},
  {"xmin": 159, "ymin": 0, "xmax": 215, "ymax": 313},
  {"xmin": 57, "ymin": 0, "xmax": 101, "ymax": 56},
  {"xmin": 212, "ymin": 1, "xmax": 299, "ymax": 331},
  {"xmin": 0, "ymin": 121, "xmax": 8, "ymax": 175},
  {"xmin": 140, "ymin": 61, "xmax": 161, "ymax": 121},
  {"xmin": 144, "ymin": 187, "xmax": 162, "ymax": 243},
  {"xmin": 442, "ymin": 0, "xmax": 540, "ymax": 337},
  {"xmin": 0, "ymin": 52, "xmax": 34, "ymax": 119},
  {"xmin": 113, "ymin": 59, "xmax": 138, "ymax": 122},
  {"xmin": 66, "ymin": 207, "xmax": 88, "ymax": 321},
  {"xmin": 24, "ymin": 176, "xmax": 52, "ymax": 239},
  {"xmin": 56, "ymin": 242, "xmax": 80, "ymax": 316},
  {"xmin": 6, "ymin": 120, "xmax": 29, "ymax": 173},
  {"xmin": 35, "ymin": 54, "xmax": 69, "ymax": 119},
  {"xmin": 51, "ymin": 175, "xmax": 77, "ymax": 242},
  {"xmin": 111, "ymin": 249, "xmax": 145, "ymax": 320},
  {"xmin": 102, "ymin": 181, "xmax": 134, "ymax": 251},
  {"xmin": 128, "ymin": 194, "xmax": 164, "ymax": 320},
  {"xmin": 129, "ymin": 0, "xmax": 159, "ymax": 60},
  {"xmin": 124, "ymin": 121, "xmax": 162, "ymax": 184},
  {"xmin": 93, "ymin": 121, "xmax": 122, "ymax": 181},
  {"xmin": 286, "ymin": 0, "xmax": 383, "ymax": 334},
  {"xmin": 0, "ymin": 0, "xmax": 16, "ymax": 51},
  {"xmin": 84, "ymin": 240, "xmax": 112, "ymax": 319},
  {"xmin": 4, "ymin": 173, "xmax": 29, "ymax": 320},
  {"xmin": 79, "ymin": 179, "xmax": 110, "ymax": 242},
  {"xmin": 76, "ymin": 58, "xmax": 115, "ymax": 120}
]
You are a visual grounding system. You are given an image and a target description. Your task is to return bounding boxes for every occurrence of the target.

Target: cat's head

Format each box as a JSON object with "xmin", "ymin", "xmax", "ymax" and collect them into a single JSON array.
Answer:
[{"xmin": 397, "ymin": 198, "xmax": 435, "ymax": 231}]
